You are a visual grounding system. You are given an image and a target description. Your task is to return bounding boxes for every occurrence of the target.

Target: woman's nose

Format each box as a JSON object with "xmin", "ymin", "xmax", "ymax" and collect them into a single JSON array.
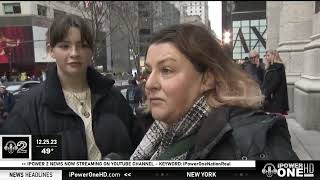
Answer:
[
  {"xmin": 70, "ymin": 46, "xmax": 80, "ymax": 57},
  {"xmin": 145, "ymin": 71, "xmax": 160, "ymax": 91}
]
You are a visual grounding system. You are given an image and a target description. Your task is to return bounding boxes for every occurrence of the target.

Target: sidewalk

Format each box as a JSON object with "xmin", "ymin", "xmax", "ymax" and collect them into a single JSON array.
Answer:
[{"xmin": 286, "ymin": 114, "xmax": 320, "ymax": 160}]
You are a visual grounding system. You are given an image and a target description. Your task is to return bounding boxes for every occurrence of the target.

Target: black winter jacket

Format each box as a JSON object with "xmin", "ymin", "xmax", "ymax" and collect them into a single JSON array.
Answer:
[
  {"xmin": 0, "ymin": 66, "xmax": 144, "ymax": 160},
  {"xmin": 187, "ymin": 106, "xmax": 298, "ymax": 160},
  {"xmin": 0, "ymin": 91, "xmax": 15, "ymax": 112},
  {"xmin": 243, "ymin": 62, "xmax": 265, "ymax": 88},
  {"xmin": 262, "ymin": 63, "xmax": 289, "ymax": 113}
]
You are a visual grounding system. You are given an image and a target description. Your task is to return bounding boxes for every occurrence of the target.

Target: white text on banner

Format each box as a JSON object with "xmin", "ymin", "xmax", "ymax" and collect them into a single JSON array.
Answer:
[
  {"xmin": 0, "ymin": 160, "xmax": 256, "ymax": 168},
  {"xmin": 0, "ymin": 170, "xmax": 62, "ymax": 180}
]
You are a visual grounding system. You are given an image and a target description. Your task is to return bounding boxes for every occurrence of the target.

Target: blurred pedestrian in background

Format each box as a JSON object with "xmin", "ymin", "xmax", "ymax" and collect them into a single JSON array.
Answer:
[
  {"xmin": 126, "ymin": 79, "xmax": 143, "ymax": 112},
  {"xmin": 130, "ymin": 24, "xmax": 298, "ymax": 160},
  {"xmin": 262, "ymin": 49, "xmax": 289, "ymax": 115},
  {"xmin": 244, "ymin": 50, "xmax": 265, "ymax": 88},
  {"xmin": 0, "ymin": 98, "xmax": 8, "ymax": 126},
  {"xmin": 0, "ymin": 85, "xmax": 15, "ymax": 113}
]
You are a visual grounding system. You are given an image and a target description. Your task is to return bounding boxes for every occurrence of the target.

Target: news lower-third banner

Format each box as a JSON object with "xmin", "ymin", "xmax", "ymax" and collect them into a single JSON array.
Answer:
[
  {"xmin": 0, "ymin": 135, "xmax": 318, "ymax": 179},
  {"xmin": 0, "ymin": 161, "xmax": 318, "ymax": 179}
]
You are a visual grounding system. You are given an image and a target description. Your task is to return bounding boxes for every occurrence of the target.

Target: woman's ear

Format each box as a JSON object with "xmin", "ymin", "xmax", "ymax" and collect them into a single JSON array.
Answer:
[{"xmin": 200, "ymin": 70, "xmax": 215, "ymax": 93}]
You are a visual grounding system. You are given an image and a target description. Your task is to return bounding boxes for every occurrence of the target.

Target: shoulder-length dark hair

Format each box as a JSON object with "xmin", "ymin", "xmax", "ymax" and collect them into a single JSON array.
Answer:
[
  {"xmin": 145, "ymin": 23, "xmax": 263, "ymax": 108},
  {"xmin": 47, "ymin": 14, "xmax": 93, "ymax": 51}
]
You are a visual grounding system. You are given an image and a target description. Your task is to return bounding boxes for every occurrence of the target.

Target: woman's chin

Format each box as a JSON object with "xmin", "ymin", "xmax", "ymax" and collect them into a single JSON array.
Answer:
[{"xmin": 151, "ymin": 111, "xmax": 177, "ymax": 125}]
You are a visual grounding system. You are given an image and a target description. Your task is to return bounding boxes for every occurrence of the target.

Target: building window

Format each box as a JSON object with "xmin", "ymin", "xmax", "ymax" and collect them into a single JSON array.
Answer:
[
  {"xmin": 54, "ymin": 9, "xmax": 66, "ymax": 18},
  {"xmin": 260, "ymin": 19, "xmax": 267, "ymax": 26},
  {"xmin": 37, "ymin": 5, "xmax": 47, "ymax": 17},
  {"xmin": 316, "ymin": 1, "xmax": 320, "ymax": 13},
  {"xmin": 232, "ymin": 19, "xmax": 267, "ymax": 59},
  {"xmin": 3, "ymin": 3, "xmax": 21, "ymax": 14},
  {"xmin": 233, "ymin": 21, "xmax": 240, "ymax": 27},
  {"xmin": 242, "ymin": 20, "xmax": 249, "ymax": 27}
]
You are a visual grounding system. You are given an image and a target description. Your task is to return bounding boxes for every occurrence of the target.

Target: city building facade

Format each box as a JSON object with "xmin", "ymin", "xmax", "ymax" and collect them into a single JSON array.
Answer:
[
  {"xmin": 180, "ymin": 1, "xmax": 209, "ymax": 27},
  {"xmin": 106, "ymin": 1, "xmax": 137, "ymax": 74},
  {"xmin": 267, "ymin": 1, "xmax": 320, "ymax": 131},
  {"xmin": 153, "ymin": 1, "xmax": 180, "ymax": 31},
  {"xmin": 222, "ymin": 1, "xmax": 266, "ymax": 60}
]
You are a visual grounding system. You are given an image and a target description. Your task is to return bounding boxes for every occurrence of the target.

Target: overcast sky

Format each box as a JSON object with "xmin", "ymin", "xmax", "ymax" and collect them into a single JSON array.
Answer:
[{"xmin": 208, "ymin": 1, "xmax": 222, "ymax": 40}]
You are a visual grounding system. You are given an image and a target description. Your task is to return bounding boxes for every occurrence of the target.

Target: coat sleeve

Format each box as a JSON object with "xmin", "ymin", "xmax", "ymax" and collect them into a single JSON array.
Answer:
[
  {"xmin": 0, "ymin": 86, "xmax": 41, "ymax": 135},
  {"xmin": 262, "ymin": 70, "xmax": 281, "ymax": 97},
  {"xmin": 265, "ymin": 115, "xmax": 299, "ymax": 160},
  {"xmin": 113, "ymin": 88, "xmax": 144, "ymax": 149},
  {"xmin": 0, "ymin": 98, "xmax": 32, "ymax": 134}
]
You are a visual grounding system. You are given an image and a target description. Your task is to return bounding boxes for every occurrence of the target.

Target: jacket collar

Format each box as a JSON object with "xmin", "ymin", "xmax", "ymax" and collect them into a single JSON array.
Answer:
[
  {"xmin": 190, "ymin": 106, "xmax": 268, "ymax": 159},
  {"xmin": 190, "ymin": 106, "xmax": 233, "ymax": 159},
  {"xmin": 44, "ymin": 65, "xmax": 115, "ymax": 113}
]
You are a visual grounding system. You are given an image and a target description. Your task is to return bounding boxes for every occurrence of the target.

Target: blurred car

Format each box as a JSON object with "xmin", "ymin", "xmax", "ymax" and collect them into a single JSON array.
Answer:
[{"xmin": 4, "ymin": 81, "xmax": 41, "ymax": 101}]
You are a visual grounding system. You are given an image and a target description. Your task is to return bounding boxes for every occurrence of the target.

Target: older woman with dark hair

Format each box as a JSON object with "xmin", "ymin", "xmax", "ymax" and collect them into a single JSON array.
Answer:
[{"xmin": 130, "ymin": 24, "xmax": 298, "ymax": 160}]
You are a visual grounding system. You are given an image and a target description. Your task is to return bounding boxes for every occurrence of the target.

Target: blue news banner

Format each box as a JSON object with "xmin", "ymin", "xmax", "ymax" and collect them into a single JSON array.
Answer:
[{"xmin": 0, "ymin": 135, "xmax": 319, "ymax": 179}]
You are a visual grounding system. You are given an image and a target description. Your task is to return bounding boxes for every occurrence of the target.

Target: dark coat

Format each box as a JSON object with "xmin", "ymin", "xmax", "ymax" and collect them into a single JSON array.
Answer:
[
  {"xmin": 126, "ymin": 85, "xmax": 142, "ymax": 104},
  {"xmin": 262, "ymin": 63, "xmax": 289, "ymax": 113},
  {"xmin": 0, "ymin": 66, "xmax": 144, "ymax": 160},
  {"xmin": 186, "ymin": 106, "xmax": 298, "ymax": 160},
  {"xmin": 243, "ymin": 62, "xmax": 265, "ymax": 88},
  {"xmin": 0, "ymin": 91, "xmax": 15, "ymax": 112}
]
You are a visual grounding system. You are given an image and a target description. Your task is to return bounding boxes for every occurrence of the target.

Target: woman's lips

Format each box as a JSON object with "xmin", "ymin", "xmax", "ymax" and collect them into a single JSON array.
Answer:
[
  {"xmin": 149, "ymin": 97, "xmax": 164, "ymax": 104},
  {"xmin": 68, "ymin": 62, "xmax": 82, "ymax": 66}
]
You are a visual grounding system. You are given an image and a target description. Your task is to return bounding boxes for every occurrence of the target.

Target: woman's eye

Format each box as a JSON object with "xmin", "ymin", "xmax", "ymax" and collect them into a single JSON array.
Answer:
[
  {"xmin": 58, "ymin": 44, "xmax": 69, "ymax": 49},
  {"xmin": 161, "ymin": 68, "xmax": 173, "ymax": 75}
]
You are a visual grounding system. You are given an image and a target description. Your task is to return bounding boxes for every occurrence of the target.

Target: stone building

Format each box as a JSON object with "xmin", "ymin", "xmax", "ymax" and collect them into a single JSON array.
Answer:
[{"xmin": 267, "ymin": 1, "xmax": 320, "ymax": 131}]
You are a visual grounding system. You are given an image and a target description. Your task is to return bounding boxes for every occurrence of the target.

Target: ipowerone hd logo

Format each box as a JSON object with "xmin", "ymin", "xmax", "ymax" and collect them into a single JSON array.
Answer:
[{"xmin": 262, "ymin": 162, "xmax": 314, "ymax": 178}]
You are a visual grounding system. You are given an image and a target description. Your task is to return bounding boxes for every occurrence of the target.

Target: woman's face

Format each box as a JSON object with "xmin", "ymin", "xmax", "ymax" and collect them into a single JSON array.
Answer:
[
  {"xmin": 265, "ymin": 52, "xmax": 274, "ymax": 64},
  {"xmin": 145, "ymin": 42, "xmax": 209, "ymax": 124},
  {"xmin": 49, "ymin": 27, "xmax": 92, "ymax": 77}
]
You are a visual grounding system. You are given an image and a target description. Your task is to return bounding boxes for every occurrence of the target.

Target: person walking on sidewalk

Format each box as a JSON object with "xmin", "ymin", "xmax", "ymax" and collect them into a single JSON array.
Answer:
[
  {"xmin": 126, "ymin": 79, "xmax": 143, "ymax": 112},
  {"xmin": 130, "ymin": 24, "xmax": 298, "ymax": 160},
  {"xmin": 262, "ymin": 49, "xmax": 289, "ymax": 115},
  {"xmin": 1, "ymin": 15, "xmax": 143, "ymax": 160}
]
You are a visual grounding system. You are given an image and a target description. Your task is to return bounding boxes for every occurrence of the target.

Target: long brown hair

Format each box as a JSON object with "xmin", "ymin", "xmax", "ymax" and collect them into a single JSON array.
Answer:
[{"xmin": 145, "ymin": 23, "xmax": 263, "ymax": 108}]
